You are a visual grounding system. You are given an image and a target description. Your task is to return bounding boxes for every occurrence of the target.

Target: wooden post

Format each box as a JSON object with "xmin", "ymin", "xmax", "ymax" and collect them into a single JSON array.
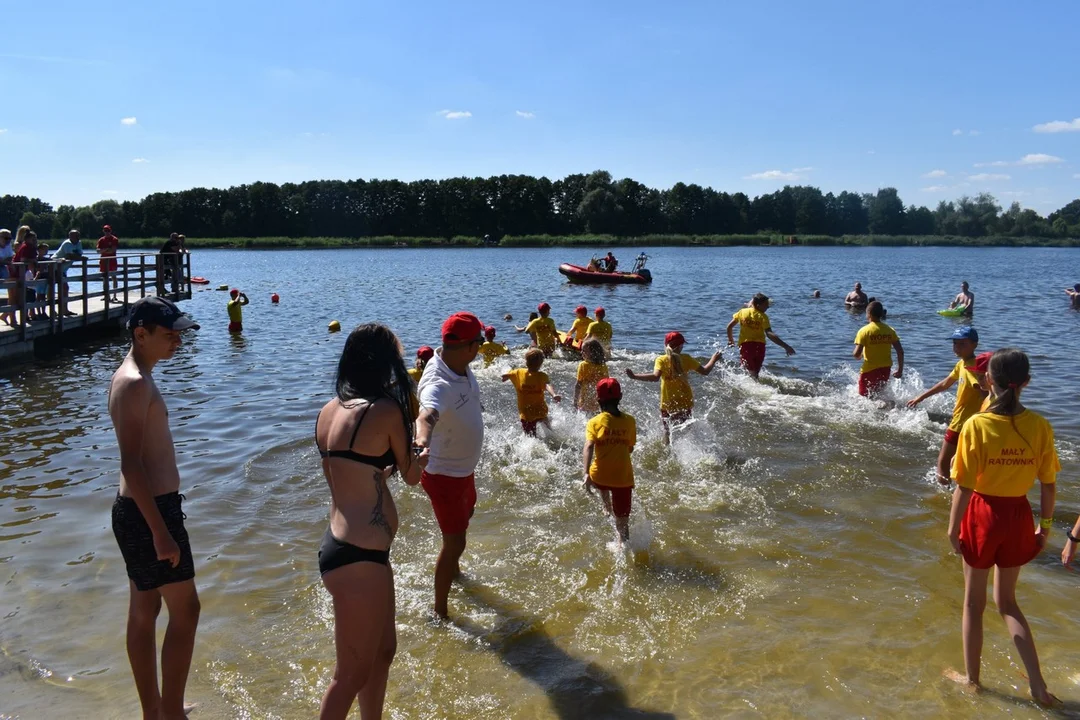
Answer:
[
  {"xmin": 81, "ymin": 259, "xmax": 89, "ymax": 326},
  {"xmin": 123, "ymin": 256, "xmax": 130, "ymax": 306},
  {"xmin": 48, "ymin": 262, "xmax": 58, "ymax": 334},
  {"xmin": 141, "ymin": 254, "xmax": 147, "ymax": 298},
  {"xmin": 15, "ymin": 263, "xmax": 25, "ymax": 342}
]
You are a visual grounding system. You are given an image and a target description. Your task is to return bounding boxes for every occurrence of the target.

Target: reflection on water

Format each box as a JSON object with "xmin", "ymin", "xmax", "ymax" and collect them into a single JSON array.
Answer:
[{"xmin": 1, "ymin": 246, "xmax": 1079, "ymax": 718}]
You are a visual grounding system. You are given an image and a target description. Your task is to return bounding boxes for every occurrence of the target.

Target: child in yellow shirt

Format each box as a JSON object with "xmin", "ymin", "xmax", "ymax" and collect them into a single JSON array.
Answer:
[
  {"xmin": 502, "ymin": 348, "xmax": 561, "ymax": 436},
  {"xmin": 574, "ymin": 339, "xmax": 609, "ymax": 413},
  {"xmin": 564, "ymin": 305, "xmax": 592, "ymax": 350},
  {"xmin": 582, "ymin": 378, "xmax": 636, "ymax": 542},
  {"xmin": 407, "ymin": 346, "xmax": 434, "ymax": 417},
  {"xmin": 478, "ymin": 325, "xmax": 509, "ymax": 366}
]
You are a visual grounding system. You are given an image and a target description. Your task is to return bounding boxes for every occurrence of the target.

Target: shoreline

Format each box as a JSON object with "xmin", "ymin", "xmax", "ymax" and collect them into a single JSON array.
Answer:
[{"xmin": 109, "ymin": 234, "xmax": 1080, "ymax": 250}]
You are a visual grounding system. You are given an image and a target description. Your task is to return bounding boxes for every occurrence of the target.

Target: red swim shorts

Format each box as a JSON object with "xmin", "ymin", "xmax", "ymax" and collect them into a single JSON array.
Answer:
[
  {"xmin": 660, "ymin": 408, "xmax": 692, "ymax": 426},
  {"xmin": 521, "ymin": 419, "xmax": 546, "ymax": 436},
  {"xmin": 944, "ymin": 428, "xmax": 960, "ymax": 445},
  {"xmin": 100, "ymin": 258, "xmax": 117, "ymax": 273},
  {"xmin": 420, "ymin": 471, "xmax": 477, "ymax": 535},
  {"xmin": 740, "ymin": 341, "xmax": 766, "ymax": 374},
  {"xmin": 592, "ymin": 483, "xmax": 633, "ymax": 518},
  {"xmin": 228, "ymin": 321, "xmax": 243, "ymax": 333},
  {"xmin": 959, "ymin": 492, "xmax": 1038, "ymax": 569},
  {"xmin": 858, "ymin": 367, "xmax": 891, "ymax": 397}
]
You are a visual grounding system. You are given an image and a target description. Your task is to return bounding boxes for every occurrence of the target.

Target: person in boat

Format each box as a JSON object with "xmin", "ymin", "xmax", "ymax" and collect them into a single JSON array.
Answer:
[
  {"xmin": 949, "ymin": 281, "xmax": 975, "ymax": 316},
  {"xmin": 1066, "ymin": 283, "xmax": 1080, "ymax": 309},
  {"xmin": 602, "ymin": 252, "xmax": 618, "ymax": 273},
  {"xmin": 845, "ymin": 282, "xmax": 868, "ymax": 309}
]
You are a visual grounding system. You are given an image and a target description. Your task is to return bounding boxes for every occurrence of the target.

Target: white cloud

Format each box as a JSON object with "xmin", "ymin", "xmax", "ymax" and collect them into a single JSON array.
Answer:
[
  {"xmin": 1000, "ymin": 190, "xmax": 1030, "ymax": 197},
  {"xmin": 974, "ymin": 153, "xmax": 1064, "ymax": 168},
  {"xmin": 436, "ymin": 110, "xmax": 472, "ymax": 120},
  {"xmin": 745, "ymin": 167, "xmax": 812, "ymax": 181},
  {"xmin": 968, "ymin": 173, "xmax": 1010, "ymax": 181},
  {"xmin": 866, "ymin": 150, "xmax": 875, "ymax": 155},
  {"xmin": 0, "ymin": 128, "xmax": 7, "ymax": 134},
  {"xmin": 952, "ymin": 129, "xmax": 963, "ymax": 136},
  {"xmin": 515, "ymin": 110, "xmax": 535, "ymax": 119},
  {"xmin": 969, "ymin": 130, "xmax": 980, "ymax": 136},
  {"xmin": 1074, "ymin": 173, "xmax": 1080, "ymax": 179},
  {"xmin": 120, "ymin": 117, "xmax": 137, "ymax": 126},
  {"xmin": 1033, "ymin": 117, "xmax": 1080, "ymax": 133},
  {"xmin": 923, "ymin": 169, "xmax": 947, "ymax": 178},
  {"xmin": 921, "ymin": 185, "xmax": 950, "ymax": 192},
  {"xmin": 132, "ymin": 157, "xmax": 149, "ymax": 163}
]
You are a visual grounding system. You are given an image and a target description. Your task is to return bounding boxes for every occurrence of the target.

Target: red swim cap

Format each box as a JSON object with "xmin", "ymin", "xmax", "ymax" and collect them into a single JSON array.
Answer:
[
  {"xmin": 594, "ymin": 307, "xmax": 605, "ymax": 318},
  {"xmin": 484, "ymin": 325, "xmax": 496, "ymax": 339},
  {"xmin": 417, "ymin": 346, "xmax": 435, "ymax": 361},
  {"xmin": 229, "ymin": 288, "xmax": 239, "ymax": 297},
  {"xmin": 965, "ymin": 351, "xmax": 992, "ymax": 374},
  {"xmin": 665, "ymin": 331, "xmax": 685, "ymax": 348},
  {"xmin": 538, "ymin": 302, "xmax": 551, "ymax": 313},
  {"xmin": 575, "ymin": 305, "xmax": 587, "ymax": 315},
  {"xmin": 596, "ymin": 377, "xmax": 622, "ymax": 402}
]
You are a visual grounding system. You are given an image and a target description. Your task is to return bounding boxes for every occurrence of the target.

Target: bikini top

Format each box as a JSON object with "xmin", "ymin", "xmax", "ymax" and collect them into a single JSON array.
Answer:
[{"xmin": 316, "ymin": 400, "xmax": 396, "ymax": 468}]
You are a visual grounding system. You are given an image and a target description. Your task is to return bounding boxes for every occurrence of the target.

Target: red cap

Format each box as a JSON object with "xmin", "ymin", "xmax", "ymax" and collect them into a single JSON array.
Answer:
[
  {"xmin": 596, "ymin": 377, "xmax": 622, "ymax": 403},
  {"xmin": 538, "ymin": 302, "xmax": 551, "ymax": 313},
  {"xmin": 965, "ymin": 351, "xmax": 992, "ymax": 374},
  {"xmin": 484, "ymin": 325, "xmax": 496, "ymax": 339},
  {"xmin": 417, "ymin": 346, "xmax": 435, "ymax": 361},
  {"xmin": 441, "ymin": 312, "xmax": 484, "ymax": 344},
  {"xmin": 665, "ymin": 331, "xmax": 686, "ymax": 348},
  {"xmin": 575, "ymin": 305, "xmax": 587, "ymax": 315},
  {"xmin": 103, "ymin": 224, "xmax": 112, "ymax": 231},
  {"xmin": 594, "ymin": 307, "xmax": 606, "ymax": 318},
  {"xmin": 229, "ymin": 288, "xmax": 239, "ymax": 296}
]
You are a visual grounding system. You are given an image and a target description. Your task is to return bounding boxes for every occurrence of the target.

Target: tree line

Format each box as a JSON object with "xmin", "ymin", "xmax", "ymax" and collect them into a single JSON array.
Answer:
[{"xmin": 3, "ymin": 171, "xmax": 1079, "ymax": 241}]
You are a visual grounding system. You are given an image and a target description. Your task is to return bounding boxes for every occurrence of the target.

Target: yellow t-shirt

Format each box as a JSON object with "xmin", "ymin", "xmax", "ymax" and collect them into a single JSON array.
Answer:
[
  {"xmin": 853, "ymin": 321, "xmax": 899, "ymax": 373},
  {"xmin": 507, "ymin": 368, "xmax": 550, "ymax": 421},
  {"xmin": 575, "ymin": 360, "xmax": 609, "ymax": 412},
  {"xmin": 227, "ymin": 299, "xmax": 243, "ymax": 322},
  {"xmin": 478, "ymin": 341, "xmax": 509, "ymax": 366},
  {"xmin": 979, "ymin": 395, "xmax": 992, "ymax": 413},
  {"xmin": 947, "ymin": 359, "xmax": 987, "ymax": 433},
  {"xmin": 568, "ymin": 317, "xmax": 592, "ymax": 345},
  {"xmin": 732, "ymin": 308, "xmax": 771, "ymax": 345},
  {"xmin": 526, "ymin": 317, "xmax": 559, "ymax": 350},
  {"xmin": 407, "ymin": 366, "xmax": 423, "ymax": 417},
  {"xmin": 586, "ymin": 411, "xmax": 636, "ymax": 488},
  {"xmin": 586, "ymin": 320, "xmax": 612, "ymax": 345},
  {"xmin": 654, "ymin": 353, "xmax": 701, "ymax": 413},
  {"xmin": 953, "ymin": 410, "xmax": 1060, "ymax": 496}
]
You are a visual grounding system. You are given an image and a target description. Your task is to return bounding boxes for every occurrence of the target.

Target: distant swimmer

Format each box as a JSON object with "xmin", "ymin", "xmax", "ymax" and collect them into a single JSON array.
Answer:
[
  {"xmin": 1065, "ymin": 283, "xmax": 1080, "ymax": 309},
  {"xmin": 853, "ymin": 300, "xmax": 904, "ymax": 398},
  {"xmin": 582, "ymin": 378, "xmax": 637, "ymax": 543},
  {"xmin": 502, "ymin": 347, "xmax": 561, "ymax": 436},
  {"xmin": 845, "ymin": 282, "xmax": 868, "ymax": 308},
  {"xmin": 726, "ymin": 293, "xmax": 796, "ymax": 379},
  {"xmin": 949, "ymin": 281, "xmax": 974, "ymax": 316},
  {"xmin": 625, "ymin": 332, "xmax": 721, "ymax": 445},
  {"xmin": 811, "ymin": 289, "xmax": 821, "ymax": 298},
  {"xmin": 906, "ymin": 326, "xmax": 986, "ymax": 485},
  {"xmin": 478, "ymin": 326, "xmax": 509, "ymax": 366},
  {"xmin": 574, "ymin": 338, "xmax": 610, "ymax": 413}
]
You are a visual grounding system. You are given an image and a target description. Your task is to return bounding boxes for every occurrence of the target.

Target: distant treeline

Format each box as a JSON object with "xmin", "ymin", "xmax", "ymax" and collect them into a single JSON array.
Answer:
[{"xmin": 4, "ymin": 171, "xmax": 1080, "ymax": 241}]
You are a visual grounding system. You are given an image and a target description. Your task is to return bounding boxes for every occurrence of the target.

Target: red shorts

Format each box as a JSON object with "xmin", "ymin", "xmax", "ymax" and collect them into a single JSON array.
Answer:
[
  {"xmin": 858, "ymin": 367, "xmax": 891, "ymax": 397},
  {"xmin": 593, "ymin": 483, "xmax": 633, "ymax": 518},
  {"xmin": 959, "ymin": 492, "xmax": 1038, "ymax": 569},
  {"xmin": 100, "ymin": 258, "xmax": 117, "ymax": 273},
  {"xmin": 740, "ymin": 342, "xmax": 766, "ymax": 374},
  {"xmin": 660, "ymin": 408, "xmax": 692, "ymax": 427},
  {"xmin": 521, "ymin": 418, "xmax": 546, "ymax": 436},
  {"xmin": 944, "ymin": 428, "xmax": 960, "ymax": 445},
  {"xmin": 228, "ymin": 321, "xmax": 243, "ymax": 333},
  {"xmin": 420, "ymin": 471, "xmax": 477, "ymax": 535}
]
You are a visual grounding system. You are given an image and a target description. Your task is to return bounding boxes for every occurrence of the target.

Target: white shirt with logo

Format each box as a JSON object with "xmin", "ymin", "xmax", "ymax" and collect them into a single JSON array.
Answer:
[{"xmin": 418, "ymin": 352, "xmax": 484, "ymax": 478}]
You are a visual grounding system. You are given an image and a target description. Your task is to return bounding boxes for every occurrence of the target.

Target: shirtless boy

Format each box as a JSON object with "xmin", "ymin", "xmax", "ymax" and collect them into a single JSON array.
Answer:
[
  {"xmin": 949, "ymin": 281, "xmax": 974, "ymax": 316},
  {"xmin": 109, "ymin": 296, "xmax": 201, "ymax": 720}
]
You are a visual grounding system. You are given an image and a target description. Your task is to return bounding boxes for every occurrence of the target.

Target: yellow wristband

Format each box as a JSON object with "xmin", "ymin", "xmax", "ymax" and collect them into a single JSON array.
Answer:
[{"xmin": 1039, "ymin": 518, "xmax": 1053, "ymax": 530}]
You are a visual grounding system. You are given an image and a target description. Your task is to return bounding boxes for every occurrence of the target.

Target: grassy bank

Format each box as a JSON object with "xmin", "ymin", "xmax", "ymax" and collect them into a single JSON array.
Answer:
[{"xmin": 117, "ymin": 234, "xmax": 1080, "ymax": 250}]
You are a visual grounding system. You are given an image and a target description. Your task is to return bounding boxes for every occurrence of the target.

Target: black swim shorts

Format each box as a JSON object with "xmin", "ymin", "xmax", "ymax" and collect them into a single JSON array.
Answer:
[{"xmin": 112, "ymin": 491, "xmax": 195, "ymax": 591}]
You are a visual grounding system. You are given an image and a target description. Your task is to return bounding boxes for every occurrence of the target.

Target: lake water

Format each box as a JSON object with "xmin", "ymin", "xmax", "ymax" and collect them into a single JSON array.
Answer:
[{"xmin": 2, "ymin": 246, "xmax": 1079, "ymax": 719}]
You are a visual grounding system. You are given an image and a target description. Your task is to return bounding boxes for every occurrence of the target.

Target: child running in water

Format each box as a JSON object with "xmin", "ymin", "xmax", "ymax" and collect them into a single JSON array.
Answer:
[
  {"xmin": 564, "ymin": 305, "xmax": 592, "ymax": 350},
  {"xmin": 478, "ymin": 326, "xmax": 509, "ymax": 366},
  {"xmin": 582, "ymin": 378, "xmax": 636, "ymax": 542},
  {"xmin": 625, "ymin": 332, "xmax": 721, "ymax": 445},
  {"xmin": 503, "ymin": 347, "xmax": 561, "ymax": 436},
  {"xmin": 408, "ymin": 346, "xmax": 434, "ymax": 416},
  {"xmin": 852, "ymin": 300, "xmax": 904, "ymax": 397},
  {"xmin": 519, "ymin": 303, "xmax": 560, "ymax": 357},
  {"xmin": 907, "ymin": 326, "xmax": 986, "ymax": 484},
  {"xmin": 226, "ymin": 288, "xmax": 249, "ymax": 333},
  {"xmin": 726, "ymin": 293, "xmax": 795, "ymax": 379},
  {"xmin": 945, "ymin": 348, "xmax": 1059, "ymax": 706},
  {"xmin": 574, "ymin": 338, "xmax": 609, "ymax": 413},
  {"xmin": 585, "ymin": 307, "xmax": 612, "ymax": 357}
]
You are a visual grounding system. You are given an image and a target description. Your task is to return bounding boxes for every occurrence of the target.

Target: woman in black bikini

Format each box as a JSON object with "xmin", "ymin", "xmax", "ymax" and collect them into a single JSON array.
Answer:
[{"xmin": 315, "ymin": 323, "xmax": 428, "ymax": 719}]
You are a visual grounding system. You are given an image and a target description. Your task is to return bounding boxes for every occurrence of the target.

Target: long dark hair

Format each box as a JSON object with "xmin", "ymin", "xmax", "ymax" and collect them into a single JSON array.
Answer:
[
  {"xmin": 335, "ymin": 323, "xmax": 414, "ymax": 446},
  {"xmin": 599, "ymin": 398, "xmax": 622, "ymax": 417},
  {"xmin": 986, "ymin": 347, "xmax": 1031, "ymax": 450}
]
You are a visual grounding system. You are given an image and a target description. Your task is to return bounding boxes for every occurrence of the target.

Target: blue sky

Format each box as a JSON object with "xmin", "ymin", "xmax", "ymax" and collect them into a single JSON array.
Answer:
[{"xmin": 2, "ymin": 0, "xmax": 1078, "ymax": 213}]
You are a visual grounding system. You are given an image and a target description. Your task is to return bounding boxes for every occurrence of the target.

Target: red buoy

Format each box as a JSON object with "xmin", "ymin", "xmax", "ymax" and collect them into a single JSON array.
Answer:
[{"xmin": 271, "ymin": 293, "xmax": 280, "ymax": 304}]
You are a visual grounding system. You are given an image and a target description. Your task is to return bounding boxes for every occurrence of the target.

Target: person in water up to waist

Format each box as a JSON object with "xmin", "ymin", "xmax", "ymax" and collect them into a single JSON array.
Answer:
[
  {"xmin": 625, "ymin": 331, "xmax": 721, "ymax": 445},
  {"xmin": 726, "ymin": 293, "xmax": 796, "ymax": 379},
  {"xmin": 845, "ymin": 282, "xmax": 868, "ymax": 308},
  {"xmin": 949, "ymin": 280, "xmax": 975, "ymax": 316},
  {"xmin": 944, "ymin": 348, "xmax": 1059, "ymax": 707},
  {"xmin": 852, "ymin": 300, "xmax": 904, "ymax": 398},
  {"xmin": 226, "ymin": 288, "xmax": 249, "ymax": 333},
  {"xmin": 582, "ymin": 378, "xmax": 636, "ymax": 543},
  {"xmin": 564, "ymin": 305, "xmax": 592, "ymax": 350},
  {"xmin": 907, "ymin": 325, "xmax": 987, "ymax": 485},
  {"xmin": 519, "ymin": 302, "xmax": 559, "ymax": 356},
  {"xmin": 1065, "ymin": 283, "xmax": 1080, "ymax": 309},
  {"xmin": 477, "ymin": 325, "xmax": 509, "ymax": 366}
]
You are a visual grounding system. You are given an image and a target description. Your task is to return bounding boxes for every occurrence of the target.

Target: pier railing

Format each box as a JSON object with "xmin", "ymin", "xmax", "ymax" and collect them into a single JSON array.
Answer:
[{"xmin": 0, "ymin": 252, "xmax": 192, "ymax": 343}]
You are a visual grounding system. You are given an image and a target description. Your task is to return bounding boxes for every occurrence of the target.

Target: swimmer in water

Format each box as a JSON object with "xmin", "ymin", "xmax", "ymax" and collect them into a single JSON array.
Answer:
[
  {"xmin": 845, "ymin": 282, "xmax": 868, "ymax": 308},
  {"xmin": 582, "ymin": 378, "xmax": 636, "ymax": 543},
  {"xmin": 949, "ymin": 281, "xmax": 975, "ymax": 316},
  {"xmin": 1065, "ymin": 283, "xmax": 1080, "ymax": 309},
  {"xmin": 502, "ymin": 348, "xmax": 561, "ymax": 436}
]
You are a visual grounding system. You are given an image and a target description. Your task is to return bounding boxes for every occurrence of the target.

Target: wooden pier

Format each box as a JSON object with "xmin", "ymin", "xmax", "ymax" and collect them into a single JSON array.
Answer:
[{"xmin": 0, "ymin": 252, "xmax": 193, "ymax": 360}]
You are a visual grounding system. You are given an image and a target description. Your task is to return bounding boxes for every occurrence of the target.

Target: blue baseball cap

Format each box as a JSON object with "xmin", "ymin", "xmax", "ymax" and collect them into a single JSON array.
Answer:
[{"xmin": 949, "ymin": 326, "xmax": 978, "ymax": 342}]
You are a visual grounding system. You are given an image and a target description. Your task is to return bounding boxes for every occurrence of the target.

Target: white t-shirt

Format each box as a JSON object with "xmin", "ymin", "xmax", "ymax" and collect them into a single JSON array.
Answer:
[{"xmin": 418, "ymin": 352, "xmax": 484, "ymax": 478}]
